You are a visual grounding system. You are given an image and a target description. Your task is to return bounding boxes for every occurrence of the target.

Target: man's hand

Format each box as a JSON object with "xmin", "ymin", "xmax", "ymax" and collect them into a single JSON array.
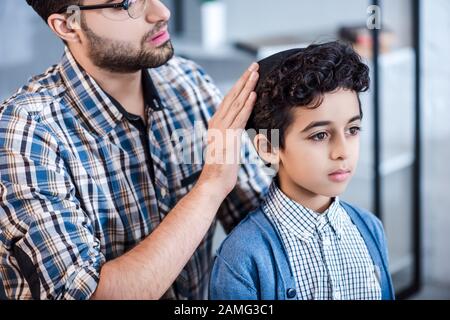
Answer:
[
  {"xmin": 198, "ymin": 62, "xmax": 259, "ymax": 198},
  {"xmin": 91, "ymin": 63, "xmax": 260, "ymax": 300}
]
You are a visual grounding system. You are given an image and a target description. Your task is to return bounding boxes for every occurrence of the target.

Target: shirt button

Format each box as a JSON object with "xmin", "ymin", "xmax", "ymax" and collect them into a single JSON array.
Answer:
[
  {"xmin": 286, "ymin": 288, "xmax": 297, "ymax": 299},
  {"xmin": 161, "ymin": 188, "xmax": 167, "ymax": 198},
  {"xmin": 323, "ymin": 237, "xmax": 331, "ymax": 247},
  {"xmin": 333, "ymin": 291, "xmax": 342, "ymax": 300}
]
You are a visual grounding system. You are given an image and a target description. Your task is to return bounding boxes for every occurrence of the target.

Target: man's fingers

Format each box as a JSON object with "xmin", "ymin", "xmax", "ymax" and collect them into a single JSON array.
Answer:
[
  {"xmin": 231, "ymin": 91, "xmax": 257, "ymax": 129},
  {"xmin": 211, "ymin": 63, "xmax": 259, "ymax": 127},
  {"xmin": 223, "ymin": 63, "xmax": 259, "ymax": 106},
  {"xmin": 225, "ymin": 71, "xmax": 259, "ymax": 124},
  {"xmin": 234, "ymin": 71, "xmax": 259, "ymax": 110},
  {"xmin": 222, "ymin": 72, "xmax": 259, "ymax": 124}
]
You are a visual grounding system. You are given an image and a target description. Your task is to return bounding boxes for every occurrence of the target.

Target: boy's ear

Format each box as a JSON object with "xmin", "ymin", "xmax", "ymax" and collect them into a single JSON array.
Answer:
[{"xmin": 253, "ymin": 134, "xmax": 280, "ymax": 166}]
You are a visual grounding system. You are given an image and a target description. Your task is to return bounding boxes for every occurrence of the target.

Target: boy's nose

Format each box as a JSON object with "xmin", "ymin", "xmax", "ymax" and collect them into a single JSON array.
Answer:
[
  {"xmin": 330, "ymin": 135, "xmax": 349, "ymax": 161},
  {"xmin": 145, "ymin": 0, "xmax": 171, "ymax": 24}
]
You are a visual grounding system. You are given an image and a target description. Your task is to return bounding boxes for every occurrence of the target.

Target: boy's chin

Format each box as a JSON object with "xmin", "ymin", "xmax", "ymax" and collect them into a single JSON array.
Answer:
[{"xmin": 319, "ymin": 185, "xmax": 349, "ymax": 198}]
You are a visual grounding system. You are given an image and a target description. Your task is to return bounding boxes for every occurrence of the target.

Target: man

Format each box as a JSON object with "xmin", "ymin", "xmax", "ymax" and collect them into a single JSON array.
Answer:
[{"xmin": 0, "ymin": 0, "xmax": 270, "ymax": 300}]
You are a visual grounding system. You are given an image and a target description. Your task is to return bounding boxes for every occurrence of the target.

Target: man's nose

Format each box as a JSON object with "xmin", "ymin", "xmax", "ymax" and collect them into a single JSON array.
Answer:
[{"xmin": 144, "ymin": 0, "xmax": 171, "ymax": 24}]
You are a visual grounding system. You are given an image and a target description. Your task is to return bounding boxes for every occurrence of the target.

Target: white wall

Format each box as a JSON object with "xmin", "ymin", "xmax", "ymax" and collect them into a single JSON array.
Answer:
[
  {"xmin": 224, "ymin": 0, "xmax": 368, "ymax": 41},
  {"xmin": 0, "ymin": 0, "xmax": 63, "ymax": 101},
  {"xmin": 422, "ymin": 0, "xmax": 450, "ymax": 287}
]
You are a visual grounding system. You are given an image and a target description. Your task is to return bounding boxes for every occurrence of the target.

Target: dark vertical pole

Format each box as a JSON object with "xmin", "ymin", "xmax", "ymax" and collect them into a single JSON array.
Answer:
[
  {"xmin": 173, "ymin": 0, "xmax": 184, "ymax": 35},
  {"xmin": 397, "ymin": 0, "xmax": 422, "ymax": 300},
  {"xmin": 371, "ymin": 0, "xmax": 382, "ymax": 220},
  {"xmin": 412, "ymin": 0, "xmax": 422, "ymax": 294}
]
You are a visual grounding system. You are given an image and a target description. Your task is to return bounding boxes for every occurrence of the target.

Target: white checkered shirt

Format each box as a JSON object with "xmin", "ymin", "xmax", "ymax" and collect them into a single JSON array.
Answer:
[{"xmin": 263, "ymin": 181, "xmax": 382, "ymax": 300}]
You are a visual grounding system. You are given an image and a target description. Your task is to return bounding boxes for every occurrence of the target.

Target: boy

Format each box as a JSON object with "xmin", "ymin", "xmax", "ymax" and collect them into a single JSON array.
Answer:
[{"xmin": 209, "ymin": 41, "xmax": 395, "ymax": 300}]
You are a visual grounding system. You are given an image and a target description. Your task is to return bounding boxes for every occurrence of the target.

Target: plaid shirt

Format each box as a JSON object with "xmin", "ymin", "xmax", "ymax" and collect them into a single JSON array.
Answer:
[
  {"xmin": 263, "ymin": 181, "xmax": 382, "ymax": 300},
  {"xmin": 0, "ymin": 47, "xmax": 270, "ymax": 300}
]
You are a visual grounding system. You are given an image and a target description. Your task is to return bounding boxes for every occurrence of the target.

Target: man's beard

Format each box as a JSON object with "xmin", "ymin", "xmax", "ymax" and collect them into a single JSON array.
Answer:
[{"xmin": 83, "ymin": 23, "xmax": 174, "ymax": 73}]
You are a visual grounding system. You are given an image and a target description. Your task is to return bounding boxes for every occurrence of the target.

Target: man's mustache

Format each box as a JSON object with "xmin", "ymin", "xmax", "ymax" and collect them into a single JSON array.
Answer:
[{"xmin": 143, "ymin": 22, "xmax": 168, "ymax": 42}]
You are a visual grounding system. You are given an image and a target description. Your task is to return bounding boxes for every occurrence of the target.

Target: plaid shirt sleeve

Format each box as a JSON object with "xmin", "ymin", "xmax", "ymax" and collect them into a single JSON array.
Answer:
[
  {"xmin": 0, "ymin": 99, "xmax": 105, "ymax": 300},
  {"xmin": 190, "ymin": 64, "xmax": 272, "ymax": 233}
]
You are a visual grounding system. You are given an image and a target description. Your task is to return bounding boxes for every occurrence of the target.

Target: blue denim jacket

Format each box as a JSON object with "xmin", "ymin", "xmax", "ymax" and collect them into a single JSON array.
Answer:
[{"xmin": 209, "ymin": 202, "xmax": 395, "ymax": 300}]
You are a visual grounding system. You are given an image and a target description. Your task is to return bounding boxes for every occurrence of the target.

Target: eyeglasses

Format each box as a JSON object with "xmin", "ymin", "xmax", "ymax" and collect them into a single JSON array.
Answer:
[{"xmin": 58, "ymin": 0, "xmax": 148, "ymax": 21}]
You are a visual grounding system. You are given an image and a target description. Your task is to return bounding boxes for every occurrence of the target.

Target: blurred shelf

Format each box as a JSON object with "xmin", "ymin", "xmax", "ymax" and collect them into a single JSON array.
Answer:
[
  {"xmin": 391, "ymin": 255, "xmax": 414, "ymax": 275},
  {"xmin": 172, "ymin": 37, "xmax": 254, "ymax": 61},
  {"xmin": 172, "ymin": 37, "xmax": 257, "ymax": 93},
  {"xmin": 380, "ymin": 152, "xmax": 415, "ymax": 176}
]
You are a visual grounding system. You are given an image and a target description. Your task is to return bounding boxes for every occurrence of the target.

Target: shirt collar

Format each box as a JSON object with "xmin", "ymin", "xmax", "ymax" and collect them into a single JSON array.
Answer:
[
  {"xmin": 263, "ymin": 180, "xmax": 344, "ymax": 241},
  {"xmin": 58, "ymin": 47, "xmax": 164, "ymax": 136}
]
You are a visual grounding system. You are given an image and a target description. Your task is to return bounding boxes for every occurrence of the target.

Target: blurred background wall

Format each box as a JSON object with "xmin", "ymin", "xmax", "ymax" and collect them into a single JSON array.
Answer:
[{"xmin": 420, "ymin": 0, "xmax": 450, "ymax": 298}]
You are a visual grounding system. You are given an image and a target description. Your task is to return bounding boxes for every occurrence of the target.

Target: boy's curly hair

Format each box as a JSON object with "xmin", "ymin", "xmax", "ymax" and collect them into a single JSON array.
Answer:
[{"xmin": 247, "ymin": 41, "xmax": 370, "ymax": 149}]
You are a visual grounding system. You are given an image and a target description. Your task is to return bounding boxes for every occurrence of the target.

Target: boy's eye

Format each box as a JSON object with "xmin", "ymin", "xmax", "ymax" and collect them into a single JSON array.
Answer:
[
  {"xmin": 310, "ymin": 132, "xmax": 329, "ymax": 141},
  {"xmin": 348, "ymin": 126, "xmax": 362, "ymax": 135}
]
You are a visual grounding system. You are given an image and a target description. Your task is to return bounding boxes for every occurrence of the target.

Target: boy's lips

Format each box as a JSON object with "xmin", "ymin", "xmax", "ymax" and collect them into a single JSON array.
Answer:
[{"xmin": 328, "ymin": 169, "xmax": 351, "ymax": 183}]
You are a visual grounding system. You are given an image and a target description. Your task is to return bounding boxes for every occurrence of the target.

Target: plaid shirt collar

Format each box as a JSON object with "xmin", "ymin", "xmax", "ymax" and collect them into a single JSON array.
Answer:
[
  {"xmin": 59, "ymin": 47, "xmax": 164, "ymax": 136},
  {"xmin": 263, "ymin": 180, "xmax": 343, "ymax": 241}
]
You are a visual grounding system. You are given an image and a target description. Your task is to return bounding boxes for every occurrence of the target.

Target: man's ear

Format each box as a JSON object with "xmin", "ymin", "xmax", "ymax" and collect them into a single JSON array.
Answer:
[
  {"xmin": 253, "ymin": 133, "xmax": 280, "ymax": 166},
  {"xmin": 47, "ymin": 10, "xmax": 83, "ymax": 44}
]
